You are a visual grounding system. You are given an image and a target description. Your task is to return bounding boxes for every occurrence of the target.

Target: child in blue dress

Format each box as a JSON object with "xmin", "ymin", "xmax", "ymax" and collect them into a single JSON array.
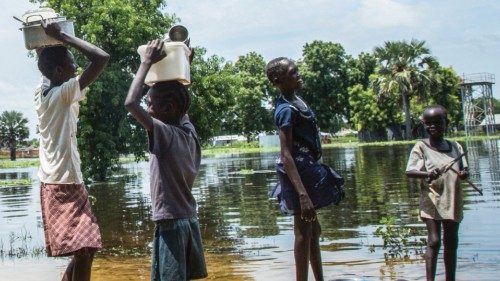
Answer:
[{"xmin": 267, "ymin": 57, "xmax": 344, "ymax": 281}]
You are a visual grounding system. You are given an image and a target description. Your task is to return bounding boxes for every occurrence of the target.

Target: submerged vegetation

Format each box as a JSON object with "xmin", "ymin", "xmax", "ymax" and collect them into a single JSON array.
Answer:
[
  {"xmin": 369, "ymin": 216, "xmax": 426, "ymax": 260},
  {"xmin": 0, "ymin": 229, "xmax": 45, "ymax": 259}
]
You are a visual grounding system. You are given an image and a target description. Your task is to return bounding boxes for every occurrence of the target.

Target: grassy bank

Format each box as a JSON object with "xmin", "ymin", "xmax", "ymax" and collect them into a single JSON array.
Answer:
[
  {"xmin": 343, "ymin": 134, "xmax": 500, "ymax": 148},
  {"xmin": 202, "ymin": 135, "xmax": 500, "ymax": 155},
  {"xmin": 0, "ymin": 179, "xmax": 32, "ymax": 187},
  {"xmin": 1, "ymin": 135, "xmax": 499, "ymax": 169},
  {"xmin": 0, "ymin": 159, "xmax": 39, "ymax": 169},
  {"xmin": 0, "ymin": 156, "xmax": 142, "ymax": 169},
  {"xmin": 202, "ymin": 145, "xmax": 280, "ymax": 156}
]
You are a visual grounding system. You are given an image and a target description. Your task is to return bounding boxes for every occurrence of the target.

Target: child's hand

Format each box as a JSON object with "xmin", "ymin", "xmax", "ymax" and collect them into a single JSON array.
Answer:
[
  {"xmin": 143, "ymin": 39, "xmax": 166, "ymax": 65},
  {"xmin": 427, "ymin": 168, "xmax": 442, "ymax": 183},
  {"xmin": 458, "ymin": 169, "xmax": 469, "ymax": 180},
  {"xmin": 41, "ymin": 19, "xmax": 64, "ymax": 41},
  {"xmin": 299, "ymin": 193, "xmax": 316, "ymax": 222}
]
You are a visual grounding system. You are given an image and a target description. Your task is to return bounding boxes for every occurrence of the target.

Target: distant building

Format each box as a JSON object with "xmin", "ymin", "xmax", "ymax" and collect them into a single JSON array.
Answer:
[
  {"xmin": 334, "ymin": 128, "xmax": 357, "ymax": 137},
  {"xmin": 259, "ymin": 134, "xmax": 279, "ymax": 148},
  {"xmin": 0, "ymin": 147, "xmax": 39, "ymax": 158},
  {"xmin": 479, "ymin": 114, "xmax": 500, "ymax": 131},
  {"xmin": 210, "ymin": 135, "xmax": 247, "ymax": 146},
  {"xmin": 258, "ymin": 132, "xmax": 335, "ymax": 148}
]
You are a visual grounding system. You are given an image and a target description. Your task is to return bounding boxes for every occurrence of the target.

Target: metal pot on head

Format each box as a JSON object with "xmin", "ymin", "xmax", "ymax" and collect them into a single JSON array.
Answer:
[
  {"xmin": 15, "ymin": 8, "xmax": 75, "ymax": 50},
  {"xmin": 166, "ymin": 25, "xmax": 190, "ymax": 47}
]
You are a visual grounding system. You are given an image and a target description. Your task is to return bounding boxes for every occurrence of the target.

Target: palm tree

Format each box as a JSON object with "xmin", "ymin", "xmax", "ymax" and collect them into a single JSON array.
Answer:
[
  {"xmin": 373, "ymin": 39, "xmax": 437, "ymax": 139},
  {"xmin": 0, "ymin": 111, "xmax": 29, "ymax": 161}
]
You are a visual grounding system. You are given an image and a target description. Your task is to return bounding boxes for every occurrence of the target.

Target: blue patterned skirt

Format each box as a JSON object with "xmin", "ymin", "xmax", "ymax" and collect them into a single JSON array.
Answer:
[{"xmin": 270, "ymin": 153, "xmax": 345, "ymax": 215}]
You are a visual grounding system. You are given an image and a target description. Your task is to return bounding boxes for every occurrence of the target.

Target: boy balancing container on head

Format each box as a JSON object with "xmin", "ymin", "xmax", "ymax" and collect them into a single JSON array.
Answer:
[
  {"xmin": 137, "ymin": 25, "xmax": 192, "ymax": 86},
  {"xmin": 137, "ymin": 41, "xmax": 191, "ymax": 86}
]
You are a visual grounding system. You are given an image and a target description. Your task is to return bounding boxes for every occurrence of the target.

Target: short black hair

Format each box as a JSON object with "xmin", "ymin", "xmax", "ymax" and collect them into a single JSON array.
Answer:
[
  {"xmin": 151, "ymin": 81, "xmax": 191, "ymax": 118},
  {"xmin": 422, "ymin": 104, "xmax": 449, "ymax": 124},
  {"xmin": 265, "ymin": 57, "xmax": 291, "ymax": 84},
  {"xmin": 37, "ymin": 46, "xmax": 69, "ymax": 79}
]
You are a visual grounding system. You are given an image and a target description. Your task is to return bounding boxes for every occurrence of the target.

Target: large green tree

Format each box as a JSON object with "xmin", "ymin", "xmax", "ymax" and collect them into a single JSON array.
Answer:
[
  {"xmin": 347, "ymin": 52, "xmax": 378, "ymax": 89},
  {"xmin": 189, "ymin": 51, "xmax": 276, "ymax": 143},
  {"xmin": 228, "ymin": 52, "xmax": 274, "ymax": 141},
  {"xmin": 349, "ymin": 82, "xmax": 402, "ymax": 141},
  {"xmin": 493, "ymin": 98, "xmax": 500, "ymax": 114},
  {"xmin": 426, "ymin": 66, "xmax": 462, "ymax": 127},
  {"xmin": 299, "ymin": 41, "xmax": 351, "ymax": 132},
  {"xmin": 406, "ymin": 65, "xmax": 462, "ymax": 136},
  {"xmin": 0, "ymin": 111, "xmax": 29, "ymax": 161},
  {"xmin": 30, "ymin": 0, "xmax": 176, "ymax": 180},
  {"xmin": 188, "ymin": 48, "xmax": 238, "ymax": 143},
  {"xmin": 373, "ymin": 39, "xmax": 437, "ymax": 139}
]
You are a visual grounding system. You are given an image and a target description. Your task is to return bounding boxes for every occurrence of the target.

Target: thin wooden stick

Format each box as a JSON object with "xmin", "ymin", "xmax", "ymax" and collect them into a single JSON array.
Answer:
[{"xmin": 449, "ymin": 167, "xmax": 483, "ymax": 196}]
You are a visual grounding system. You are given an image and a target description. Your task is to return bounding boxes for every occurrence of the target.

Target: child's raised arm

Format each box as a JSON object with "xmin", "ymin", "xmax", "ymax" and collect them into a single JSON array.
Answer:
[
  {"xmin": 41, "ymin": 19, "xmax": 110, "ymax": 90},
  {"xmin": 124, "ymin": 40, "xmax": 166, "ymax": 132}
]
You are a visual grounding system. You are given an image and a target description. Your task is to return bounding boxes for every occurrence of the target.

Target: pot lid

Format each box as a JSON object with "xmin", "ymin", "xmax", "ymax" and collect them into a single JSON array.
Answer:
[{"xmin": 22, "ymin": 7, "xmax": 59, "ymax": 23}]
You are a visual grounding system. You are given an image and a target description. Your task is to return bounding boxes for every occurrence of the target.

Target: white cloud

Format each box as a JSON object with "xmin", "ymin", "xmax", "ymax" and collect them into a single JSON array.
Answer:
[
  {"xmin": 168, "ymin": 0, "xmax": 352, "ymax": 60},
  {"xmin": 0, "ymin": 80, "xmax": 18, "ymax": 94},
  {"xmin": 355, "ymin": 0, "xmax": 420, "ymax": 29},
  {"xmin": 167, "ymin": 0, "xmax": 499, "ymax": 99},
  {"xmin": 167, "ymin": 0, "xmax": 426, "ymax": 60}
]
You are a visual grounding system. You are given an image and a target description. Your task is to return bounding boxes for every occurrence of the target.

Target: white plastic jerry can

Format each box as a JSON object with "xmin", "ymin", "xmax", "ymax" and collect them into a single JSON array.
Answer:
[{"xmin": 137, "ymin": 41, "xmax": 191, "ymax": 86}]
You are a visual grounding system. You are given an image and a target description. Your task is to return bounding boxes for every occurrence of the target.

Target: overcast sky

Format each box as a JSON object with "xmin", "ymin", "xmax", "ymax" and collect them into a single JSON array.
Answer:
[{"xmin": 1, "ymin": 0, "xmax": 499, "ymax": 136}]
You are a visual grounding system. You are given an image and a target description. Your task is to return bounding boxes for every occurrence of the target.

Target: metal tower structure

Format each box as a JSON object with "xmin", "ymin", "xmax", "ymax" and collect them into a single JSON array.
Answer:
[{"xmin": 460, "ymin": 73, "xmax": 496, "ymax": 136}]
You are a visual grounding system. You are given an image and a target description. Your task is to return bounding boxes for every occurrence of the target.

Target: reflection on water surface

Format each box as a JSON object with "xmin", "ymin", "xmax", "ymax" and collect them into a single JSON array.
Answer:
[{"xmin": 1, "ymin": 140, "xmax": 500, "ymax": 280}]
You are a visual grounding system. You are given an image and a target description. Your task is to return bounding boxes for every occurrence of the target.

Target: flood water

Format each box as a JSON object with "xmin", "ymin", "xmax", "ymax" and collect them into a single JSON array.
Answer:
[{"xmin": 1, "ymin": 140, "xmax": 499, "ymax": 281}]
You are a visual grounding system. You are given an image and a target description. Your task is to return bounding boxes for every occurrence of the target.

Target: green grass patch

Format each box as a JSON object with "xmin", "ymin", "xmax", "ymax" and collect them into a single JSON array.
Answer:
[
  {"xmin": 0, "ymin": 179, "xmax": 32, "ymax": 187},
  {"xmin": 2, "ymin": 135, "xmax": 498, "ymax": 167},
  {"xmin": 0, "ymin": 156, "xmax": 143, "ymax": 169},
  {"xmin": 0, "ymin": 159, "xmax": 39, "ymax": 169},
  {"xmin": 239, "ymin": 169, "xmax": 255, "ymax": 174},
  {"xmin": 450, "ymin": 135, "xmax": 500, "ymax": 142},
  {"xmin": 332, "ymin": 135, "xmax": 358, "ymax": 143},
  {"xmin": 118, "ymin": 156, "xmax": 145, "ymax": 164},
  {"xmin": 202, "ymin": 146, "xmax": 280, "ymax": 156},
  {"xmin": 203, "ymin": 135, "xmax": 500, "ymax": 156}
]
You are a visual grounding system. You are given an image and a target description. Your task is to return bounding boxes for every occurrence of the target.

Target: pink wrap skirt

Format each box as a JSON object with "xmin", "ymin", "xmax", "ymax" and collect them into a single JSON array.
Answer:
[{"xmin": 40, "ymin": 183, "xmax": 102, "ymax": 257}]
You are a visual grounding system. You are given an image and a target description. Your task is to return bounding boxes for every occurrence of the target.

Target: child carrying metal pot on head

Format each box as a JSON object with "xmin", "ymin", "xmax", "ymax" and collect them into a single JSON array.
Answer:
[
  {"xmin": 266, "ymin": 57, "xmax": 345, "ymax": 281},
  {"xmin": 406, "ymin": 105, "xmax": 470, "ymax": 281},
  {"xmin": 35, "ymin": 19, "xmax": 109, "ymax": 281}
]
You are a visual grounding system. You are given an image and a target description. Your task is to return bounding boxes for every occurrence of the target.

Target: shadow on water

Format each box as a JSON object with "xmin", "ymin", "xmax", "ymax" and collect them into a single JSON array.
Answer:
[{"xmin": 1, "ymin": 140, "xmax": 500, "ymax": 280}]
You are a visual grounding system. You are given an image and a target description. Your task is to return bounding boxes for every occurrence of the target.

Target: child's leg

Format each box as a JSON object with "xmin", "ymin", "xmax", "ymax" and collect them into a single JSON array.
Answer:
[
  {"xmin": 423, "ymin": 218, "xmax": 442, "ymax": 281},
  {"xmin": 294, "ymin": 214, "xmax": 313, "ymax": 281},
  {"xmin": 61, "ymin": 258, "xmax": 75, "ymax": 281},
  {"xmin": 72, "ymin": 252, "xmax": 95, "ymax": 281},
  {"xmin": 309, "ymin": 220, "xmax": 324, "ymax": 281},
  {"xmin": 442, "ymin": 220, "xmax": 459, "ymax": 281}
]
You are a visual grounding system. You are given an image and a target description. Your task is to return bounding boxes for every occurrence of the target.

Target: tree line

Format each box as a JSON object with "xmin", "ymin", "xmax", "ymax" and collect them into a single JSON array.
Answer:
[
  {"xmin": 16, "ymin": 0, "xmax": 466, "ymax": 180},
  {"xmin": 195, "ymin": 39, "xmax": 464, "ymax": 142}
]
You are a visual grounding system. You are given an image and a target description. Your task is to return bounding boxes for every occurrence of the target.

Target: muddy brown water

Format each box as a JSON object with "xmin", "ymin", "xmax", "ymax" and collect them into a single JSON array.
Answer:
[{"xmin": 1, "ymin": 140, "xmax": 499, "ymax": 280}]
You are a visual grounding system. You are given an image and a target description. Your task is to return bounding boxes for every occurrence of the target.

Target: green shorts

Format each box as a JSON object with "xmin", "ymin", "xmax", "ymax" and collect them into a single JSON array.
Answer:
[{"xmin": 151, "ymin": 217, "xmax": 208, "ymax": 281}]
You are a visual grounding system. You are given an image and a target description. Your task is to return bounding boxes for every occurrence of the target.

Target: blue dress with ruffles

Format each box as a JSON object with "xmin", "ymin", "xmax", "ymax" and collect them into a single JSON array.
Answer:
[{"xmin": 270, "ymin": 96, "xmax": 344, "ymax": 215}]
